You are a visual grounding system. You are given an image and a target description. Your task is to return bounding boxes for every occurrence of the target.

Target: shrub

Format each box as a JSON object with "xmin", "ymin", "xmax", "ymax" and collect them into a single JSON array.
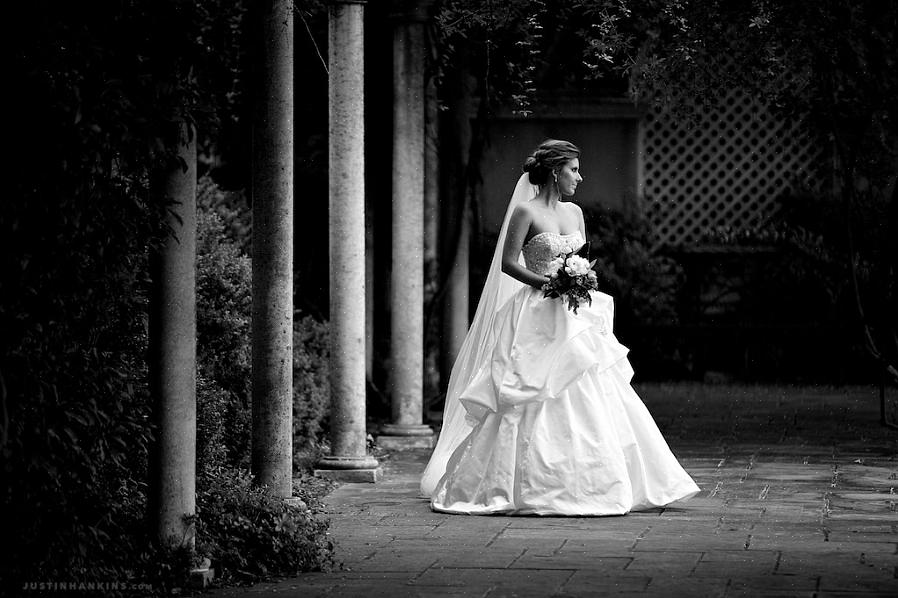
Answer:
[
  {"xmin": 197, "ymin": 375, "xmax": 231, "ymax": 467},
  {"xmin": 697, "ymin": 186, "xmax": 893, "ymax": 382},
  {"xmin": 194, "ymin": 177, "xmax": 335, "ymax": 582},
  {"xmin": 0, "ymin": 177, "xmax": 159, "ymax": 587},
  {"xmin": 196, "ymin": 187, "xmax": 254, "ymax": 467},
  {"xmin": 196, "ymin": 176, "xmax": 333, "ymax": 463},
  {"xmin": 581, "ymin": 204, "xmax": 688, "ymax": 376},
  {"xmin": 197, "ymin": 176, "xmax": 252, "ymax": 254},
  {"xmin": 294, "ymin": 315, "xmax": 331, "ymax": 452},
  {"xmin": 196, "ymin": 466, "xmax": 334, "ymax": 582},
  {"xmin": 583, "ymin": 205, "xmax": 682, "ymax": 325}
]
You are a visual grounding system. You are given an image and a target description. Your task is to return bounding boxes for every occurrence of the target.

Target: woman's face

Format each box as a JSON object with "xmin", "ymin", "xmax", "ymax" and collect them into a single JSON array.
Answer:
[{"xmin": 556, "ymin": 158, "xmax": 582, "ymax": 197}]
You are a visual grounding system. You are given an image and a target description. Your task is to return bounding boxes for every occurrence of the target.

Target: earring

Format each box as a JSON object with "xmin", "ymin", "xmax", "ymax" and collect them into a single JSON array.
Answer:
[{"xmin": 553, "ymin": 173, "xmax": 558, "ymax": 183}]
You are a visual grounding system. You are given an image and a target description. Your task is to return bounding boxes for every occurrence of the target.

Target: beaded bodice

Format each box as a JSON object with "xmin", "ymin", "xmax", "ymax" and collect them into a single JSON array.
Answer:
[{"xmin": 521, "ymin": 231, "xmax": 585, "ymax": 276}]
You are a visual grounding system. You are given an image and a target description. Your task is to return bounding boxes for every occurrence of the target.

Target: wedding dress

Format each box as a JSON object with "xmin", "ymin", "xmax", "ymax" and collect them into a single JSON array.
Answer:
[{"xmin": 421, "ymin": 174, "xmax": 699, "ymax": 516}]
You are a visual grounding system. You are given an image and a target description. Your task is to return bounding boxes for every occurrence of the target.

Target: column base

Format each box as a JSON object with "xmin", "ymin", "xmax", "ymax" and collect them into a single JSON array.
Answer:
[
  {"xmin": 377, "ymin": 423, "xmax": 435, "ymax": 450},
  {"xmin": 190, "ymin": 559, "xmax": 215, "ymax": 589},
  {"xmin": 283, "ymin": 497, "xmax": 306, "ymax": 509},
  {"xmin": 314, "ymin": 455, "xmax": 382, "ymax": 482}
]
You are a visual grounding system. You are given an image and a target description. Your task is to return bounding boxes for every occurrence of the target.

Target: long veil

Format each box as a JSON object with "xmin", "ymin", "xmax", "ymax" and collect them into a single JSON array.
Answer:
[{"xmin": 420, "ymin": 173, "xmax": 538, "ymax": 497}]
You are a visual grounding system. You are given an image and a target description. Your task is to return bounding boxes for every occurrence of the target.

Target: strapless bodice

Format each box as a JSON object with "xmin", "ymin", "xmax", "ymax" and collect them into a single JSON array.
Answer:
[{"xmin": 521, "ymin": 231, "xmax": 585, "ymax": 275}]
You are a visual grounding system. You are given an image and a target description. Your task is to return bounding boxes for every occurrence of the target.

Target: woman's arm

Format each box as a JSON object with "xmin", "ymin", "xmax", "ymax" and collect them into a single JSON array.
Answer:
[{"xmin": 501, "ymin": 205, "xmax": 550, "ymax": 289}]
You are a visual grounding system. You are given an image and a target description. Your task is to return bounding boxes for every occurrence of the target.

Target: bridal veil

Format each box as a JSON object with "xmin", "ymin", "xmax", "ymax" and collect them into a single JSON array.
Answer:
[{"xmin": 420, "ymin": 173, "xmax": 538, "ymax": 497}]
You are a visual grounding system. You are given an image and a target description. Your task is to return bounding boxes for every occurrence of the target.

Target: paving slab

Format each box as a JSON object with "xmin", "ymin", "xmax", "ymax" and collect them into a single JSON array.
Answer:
[
  {"xmin": 559, "ymin": 570, "xmax": 650, "ymax": 595},
  {"xmin": 207, "ymin": 384, "xmax": 897, "ymax": 597},
  {"xmin": 433, "ymin": 547, "xmax": 526, "ymax": 569},
  {"xmin": 643, "ymin": 576, "xmax": 729, "ymax": 597}
]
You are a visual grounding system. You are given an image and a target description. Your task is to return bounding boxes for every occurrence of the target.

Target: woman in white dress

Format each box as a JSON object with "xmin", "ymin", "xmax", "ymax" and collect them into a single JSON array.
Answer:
[{"xmin": 420, "ymin": 139, "xmax": 699, "ymax": 515}]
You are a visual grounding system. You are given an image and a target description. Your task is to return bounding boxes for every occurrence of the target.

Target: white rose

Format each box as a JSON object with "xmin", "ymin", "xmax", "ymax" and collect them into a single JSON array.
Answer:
[
  {"xmin": 547, "ymin": 256, "xmax": 564, "ymax": 276},
  {"xmin": 565, "ymin": 255, "xmax": 591, "ymax": 277}
]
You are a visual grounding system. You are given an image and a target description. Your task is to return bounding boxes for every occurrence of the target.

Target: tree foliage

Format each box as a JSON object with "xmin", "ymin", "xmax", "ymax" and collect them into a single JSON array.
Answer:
[
  {"xmin": 619, "ymin": 0, "xmax": 898, "ymax": 384},
  {"xmin": 431, "ymin": 0, "xmax": 637, "ymax": 114},
  {"xmin": 435, "ymin": 0, "xmax": 897, "ymax": 385}
]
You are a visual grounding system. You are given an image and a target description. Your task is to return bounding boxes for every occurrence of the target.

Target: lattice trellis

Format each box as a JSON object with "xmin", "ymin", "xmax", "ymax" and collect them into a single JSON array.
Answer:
[{"xmin": 642, "ymin": 87, "xmax": 822, "ymax": 247}]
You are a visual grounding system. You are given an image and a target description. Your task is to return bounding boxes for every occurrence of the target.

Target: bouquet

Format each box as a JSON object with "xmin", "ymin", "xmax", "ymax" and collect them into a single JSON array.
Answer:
[{"xmin": 542, "ymin": 241, "xmax": 598, "ymax": 314}]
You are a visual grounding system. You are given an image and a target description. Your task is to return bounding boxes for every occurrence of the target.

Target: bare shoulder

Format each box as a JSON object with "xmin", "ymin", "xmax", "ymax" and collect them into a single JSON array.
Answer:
[
  {"xmin": 563, "ymin": 201, "xmax": 584, "ymax": 224},
  {"xmin": 507, "ymin": 202, "xmax": 535, "ymax": 232},
  {"xmin": 564, "ymin": 201, "xmax": 583, "ymax": 215},
  {"xmin": 511, "ymin": 201, "xmax": 537, "ymax": 221},
  {"xmin": 515, "ymin": 201, "xmax": 538, "ymax": 215}
]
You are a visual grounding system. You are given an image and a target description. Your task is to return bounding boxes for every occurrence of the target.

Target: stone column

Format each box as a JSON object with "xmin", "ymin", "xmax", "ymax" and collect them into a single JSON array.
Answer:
[
  {"xmin": 423, "ymin": 78, "xmax": 440, "ymax": 302},
  {"xmin": 422, "ymin": 72, "xmax": 441, "ymax": 413},
  {"xmin": 316, "ymin": 0, "xmax": 380, "ymax": 482},
  {"xmin": 149, "ymin": 121, "xmax": 197, "ymax": 550},
  {"xmin": 379, "ymin": 2, "xmax": 435, "ymax": 449},
  {"xmin": 251, "ymin": 0, "xmax": 294, "ymax": 499}
]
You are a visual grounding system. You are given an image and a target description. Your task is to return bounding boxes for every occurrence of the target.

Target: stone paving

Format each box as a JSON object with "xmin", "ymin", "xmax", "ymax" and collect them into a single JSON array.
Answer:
[{"xmin": 213, "ymin": 384, "xmax": 898, "ymax": 597}]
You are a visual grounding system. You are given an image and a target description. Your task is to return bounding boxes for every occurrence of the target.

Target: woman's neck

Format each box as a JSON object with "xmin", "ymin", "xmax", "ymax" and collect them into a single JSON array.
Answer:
[{"xmin": 536, "ymin": 184, "xmax": 562, "ymax": 207}]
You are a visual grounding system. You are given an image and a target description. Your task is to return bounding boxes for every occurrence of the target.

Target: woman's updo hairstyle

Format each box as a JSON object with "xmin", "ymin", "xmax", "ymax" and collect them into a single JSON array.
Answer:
[{"xmin": 522, "ymin": 139, "xmax": 580, "ymax": 186}]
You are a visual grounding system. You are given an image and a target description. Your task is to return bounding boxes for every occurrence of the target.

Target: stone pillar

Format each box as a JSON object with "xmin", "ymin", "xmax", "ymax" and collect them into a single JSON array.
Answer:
[
  {"xmin": 251, "ymin": 0, "xmax": 294, "ymax": 499},
  {"xmin": 379, "ymin": 2, "xmax": 435, "ymax": 449},
  {"xmin": 422, "ymin": 72, "xmax": 441, "ymax": 414},
  {"xmin": 149, "ymin": 121, "xmax": 197, "ymax": 550},
  {"xmin": 316, "ymin": 0, "xmax": 380, "ymax": 482},
  {"xmin": 423, "ymin": 78, "xmax": 440, "ymax": 301}
]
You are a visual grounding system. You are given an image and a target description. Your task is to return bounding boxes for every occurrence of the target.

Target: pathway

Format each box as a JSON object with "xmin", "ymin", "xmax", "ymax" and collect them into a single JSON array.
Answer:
[{"xmin": 212, "ymin": 384, "xmax": 898, "ymax": 597}]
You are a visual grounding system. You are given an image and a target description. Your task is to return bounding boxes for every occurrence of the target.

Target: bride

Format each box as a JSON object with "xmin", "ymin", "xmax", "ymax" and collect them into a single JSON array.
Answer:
[{"xmin": 420, "ymin": 139, "xmax": 699, "ymax": 515}]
